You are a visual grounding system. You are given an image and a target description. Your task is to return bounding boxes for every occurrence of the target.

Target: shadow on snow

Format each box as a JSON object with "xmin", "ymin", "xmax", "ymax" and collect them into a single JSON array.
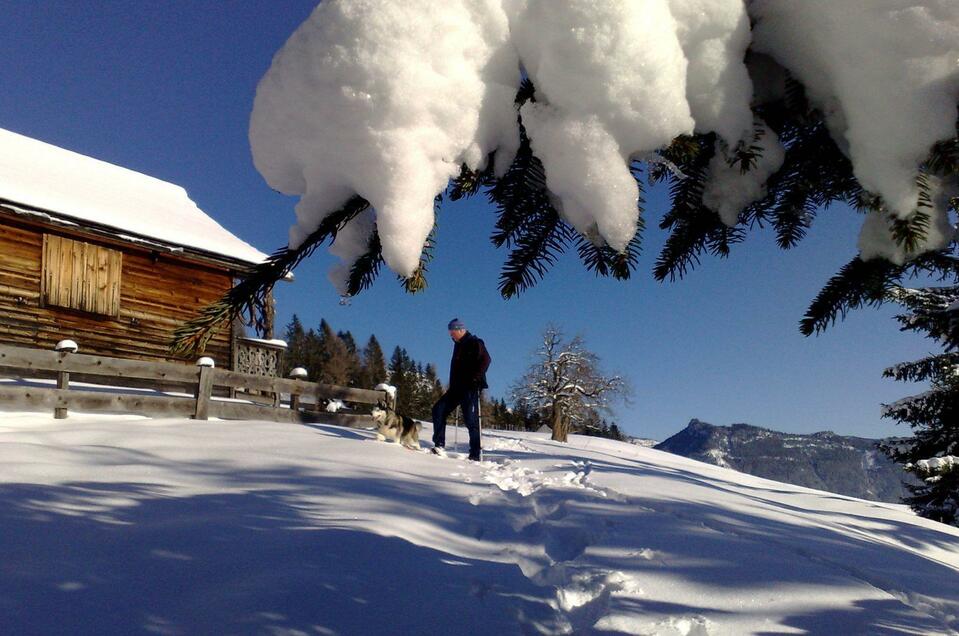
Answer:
[{"xmin": 0, "ymin": 424, "xmax": 956, "ymax": 634}]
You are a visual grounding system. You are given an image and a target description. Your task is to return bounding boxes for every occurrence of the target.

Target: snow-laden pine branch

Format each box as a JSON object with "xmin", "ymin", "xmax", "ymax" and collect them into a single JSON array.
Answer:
[{"xmin": 251, "ymin": 0, "xmax": 959, "ymax": 290}]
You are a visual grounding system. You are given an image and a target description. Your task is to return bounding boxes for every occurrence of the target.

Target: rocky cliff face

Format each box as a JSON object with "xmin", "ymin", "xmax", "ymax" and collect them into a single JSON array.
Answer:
[{"xmin": 655, "ymin": 419, "xmax": 917, "ymax": 503}]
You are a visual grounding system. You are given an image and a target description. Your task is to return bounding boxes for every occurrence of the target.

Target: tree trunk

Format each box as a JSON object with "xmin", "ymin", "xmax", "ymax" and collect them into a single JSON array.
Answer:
[{"xmin": 550, "ymin": 405, "xmax": 568, "ymax": 442}]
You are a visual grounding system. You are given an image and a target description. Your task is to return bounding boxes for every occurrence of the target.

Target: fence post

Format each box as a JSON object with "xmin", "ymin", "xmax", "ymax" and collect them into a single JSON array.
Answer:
[
  {"xmin": 194, "ymin": 357, "xmax": 215, "ymax": 420},
  {"xmin": 288, "ymin": 367, "xmax": 308, "ymax": 414},
  {"xmin": 272, "ymin": 382, "xmax": 282, "ymax": 409},
  {"xmin": 54, "ymin": 340, "xmax": 78, "ymax": 419}
]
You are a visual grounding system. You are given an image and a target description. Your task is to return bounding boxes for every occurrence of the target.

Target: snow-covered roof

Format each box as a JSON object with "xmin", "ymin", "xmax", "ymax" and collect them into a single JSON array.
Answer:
[{"xmin": 0, "ymin": 127, "xmax": 267, "ymax": 266}]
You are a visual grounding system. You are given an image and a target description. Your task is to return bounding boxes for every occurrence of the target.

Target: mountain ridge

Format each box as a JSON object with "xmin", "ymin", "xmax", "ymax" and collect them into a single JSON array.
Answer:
[{"xmin": 654, "ymin": 418, "xmax": 917, "ymax": 503}]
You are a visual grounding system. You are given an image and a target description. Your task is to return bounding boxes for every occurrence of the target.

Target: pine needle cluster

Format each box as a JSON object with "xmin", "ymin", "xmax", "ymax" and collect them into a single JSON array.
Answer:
[{"xmin": 170, "ymin": 195, "xmax": 370, "ymax": 356}]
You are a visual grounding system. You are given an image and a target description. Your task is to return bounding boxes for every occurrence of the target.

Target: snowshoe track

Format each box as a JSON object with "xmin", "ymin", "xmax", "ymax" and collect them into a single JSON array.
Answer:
[{"xmin": 467, "ymin": 457, "xmax": 663, "ymax": 634}]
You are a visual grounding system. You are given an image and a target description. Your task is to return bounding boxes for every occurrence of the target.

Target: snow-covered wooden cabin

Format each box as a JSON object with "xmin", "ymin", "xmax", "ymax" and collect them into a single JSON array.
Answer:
[{"xmin": 0, "ymin": 127, "xmax": 269, "ymax": 369}]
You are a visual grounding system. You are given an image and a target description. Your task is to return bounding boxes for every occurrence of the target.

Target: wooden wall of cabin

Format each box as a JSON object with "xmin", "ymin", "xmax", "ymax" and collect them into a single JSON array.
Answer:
[{"xmin": 0, "ymin": 217, "xmax": 234, "ymax": 368}]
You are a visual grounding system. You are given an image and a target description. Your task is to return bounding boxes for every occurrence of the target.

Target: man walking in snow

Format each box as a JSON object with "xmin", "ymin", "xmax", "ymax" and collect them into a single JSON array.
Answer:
[{"xmin": 432, "ymin": 318, "xmax": 491, "ymax": 461}]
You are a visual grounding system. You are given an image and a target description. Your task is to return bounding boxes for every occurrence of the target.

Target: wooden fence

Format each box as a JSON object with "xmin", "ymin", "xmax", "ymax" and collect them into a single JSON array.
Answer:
[{"xmin": 0, "ymin": 343, "xmax": 389, "ymax": 426}]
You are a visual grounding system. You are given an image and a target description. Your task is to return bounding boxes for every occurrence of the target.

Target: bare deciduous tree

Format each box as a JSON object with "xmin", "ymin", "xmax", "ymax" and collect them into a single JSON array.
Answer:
[{"xmin": 512, "ymin": 325, "xmax": 628, "ymax": 442}]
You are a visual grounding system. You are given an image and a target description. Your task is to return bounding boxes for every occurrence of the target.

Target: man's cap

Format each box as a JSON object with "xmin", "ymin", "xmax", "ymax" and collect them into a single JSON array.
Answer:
[{"xmin": 447, "ymin": 318, "xmax": 466, "ymax": 331}]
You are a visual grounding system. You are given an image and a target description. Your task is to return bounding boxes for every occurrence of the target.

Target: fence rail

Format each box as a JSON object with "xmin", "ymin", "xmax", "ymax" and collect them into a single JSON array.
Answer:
[{"xmin": 0, "ymin": 343, "xmax": 388, "ymax": 426}]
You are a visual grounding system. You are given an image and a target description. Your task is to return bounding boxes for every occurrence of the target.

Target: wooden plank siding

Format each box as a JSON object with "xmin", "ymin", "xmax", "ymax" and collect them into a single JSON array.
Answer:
[
  {"xmin": 0, "ymin": 215, "xmax": 235, "ymax": 367},
  {"xmin": 41, "ymin": 234, "xmax": 121, "ymax": 316}
]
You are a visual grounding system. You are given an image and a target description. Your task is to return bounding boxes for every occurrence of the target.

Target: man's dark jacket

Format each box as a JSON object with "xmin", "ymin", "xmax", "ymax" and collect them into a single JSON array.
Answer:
[{"xmin": 448, "ymin": 332, "xmax": 491, "ymax": 393}]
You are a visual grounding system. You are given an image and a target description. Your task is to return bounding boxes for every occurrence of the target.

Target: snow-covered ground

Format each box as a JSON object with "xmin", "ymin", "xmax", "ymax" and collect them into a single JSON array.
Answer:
[{"xmin": 1, "ymin": 412, "xmax": 957, "ymax": 635}]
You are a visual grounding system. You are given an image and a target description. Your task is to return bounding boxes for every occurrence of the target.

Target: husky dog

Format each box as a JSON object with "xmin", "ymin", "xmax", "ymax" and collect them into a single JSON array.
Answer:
[{"xmin": 370, "ymin": 406, "xmax": 421, "ymax": 449}]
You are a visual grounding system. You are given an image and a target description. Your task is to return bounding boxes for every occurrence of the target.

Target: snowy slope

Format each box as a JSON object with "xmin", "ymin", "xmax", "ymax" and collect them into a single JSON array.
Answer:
[{"xmin": 1, "ymin": 412, "xmax": 957, "ymax": 635}]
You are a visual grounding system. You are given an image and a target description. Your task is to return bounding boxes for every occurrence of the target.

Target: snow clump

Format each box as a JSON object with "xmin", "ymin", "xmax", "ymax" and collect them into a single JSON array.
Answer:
[
  {"xmin": 666, "ymin": 0, "xmax": 754, "ymax": 146},
  {"xmin": 250, "ymin": 0, "xmax": 519, "ymax": 277},
  {"xmin": 750, "ymin": 0, "xmax": 959, "ymax": 262},
  {"xmin": 251, "ymin": 0, "xmax": 959, "ymax": 286},
  {"xmin": 510, "ymin": 0, "xmax": 711, "ymax": 250},
  {"xmin": 916, "ymin": 455, "xmax": 958, "ymax": 473},
  {"xmin": 325, "ymin": 399, "xmax": 346, "ymax": 413},
  {"xmin": 702, "ymin": 122, "xmax": 786, "ymax": 226}
]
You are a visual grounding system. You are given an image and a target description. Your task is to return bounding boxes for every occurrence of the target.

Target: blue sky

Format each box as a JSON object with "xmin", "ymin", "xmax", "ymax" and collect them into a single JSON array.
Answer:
[{"xmin": 0, "ymin": 2, "xmax": 937, "ymax": 440}]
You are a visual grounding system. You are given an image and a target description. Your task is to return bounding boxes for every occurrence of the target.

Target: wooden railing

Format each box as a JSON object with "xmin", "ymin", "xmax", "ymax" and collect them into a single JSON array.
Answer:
[{"xmin": 0, "ymin": 343, "xmax": 388, "ymax": 426}]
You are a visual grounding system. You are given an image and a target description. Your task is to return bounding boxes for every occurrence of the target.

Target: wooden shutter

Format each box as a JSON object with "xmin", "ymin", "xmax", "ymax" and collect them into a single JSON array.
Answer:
[{"xmin": 42, "ymin": 235, "xmax": 121, "ymax": 316}]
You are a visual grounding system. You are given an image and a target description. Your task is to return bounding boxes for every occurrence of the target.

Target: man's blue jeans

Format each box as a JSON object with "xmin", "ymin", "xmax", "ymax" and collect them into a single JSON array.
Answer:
[{"xmin": 432, "ymin": 388, "xmax": 480, "ymax": 456}]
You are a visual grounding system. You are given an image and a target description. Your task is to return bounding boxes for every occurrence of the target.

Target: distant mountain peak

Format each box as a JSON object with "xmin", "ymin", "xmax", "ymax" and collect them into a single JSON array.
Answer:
[{"xmin": 656, "ymin": 420, "xmax": 916, "ymax": 503}]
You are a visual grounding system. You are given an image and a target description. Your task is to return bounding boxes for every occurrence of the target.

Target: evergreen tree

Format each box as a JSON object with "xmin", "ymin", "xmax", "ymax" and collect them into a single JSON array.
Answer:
[
  {"xmin": 337, "ymin": 330, "xmax": 363, "ymax": 386},
  {"xmin": 338, "ymin": 330, "xmax": 357, "ymax": 356},
  {"xmin": 577, "ymin": 410, "xmax": 602, "ymax": 436},
  {"xmin": 484, "ymin": 399, "xmax": 505, "ymax": 430},
  {"xmin": 388, "ymin": 346, "xmax": 417, "ymax": 414},
  {"xmin": 405, "ymin": 362, "xmax": 440, "ymax": 420},
  {"xmin": 609, "ymin": 423, "xmax": 625, "ymax": 442},
  {"xmin": 382, "ymin": 356, "xmax": 444, "ymax": 420},
  {"xmin": 302, "ymin": 328, "xmax": 324, "ymax": 382},
  {"xmin": 360, "ymin": 335, "xmax": 388, "ymax": 389},
  {"xmin": 282, "ymin": 315, "xmax": 308, "ymax": 376},
  {"xmin": 878, "ymin": 284, "xmax": 959, "ymax": 526},
  {"xmin": 406, "ymin": 362, "xmax": 428, "ymax": 417},
  {"xmin": 505, "ymin": 398, "xmax": 530, "ymax": 431},
  {"xmin": 577, "ymin": 415, "xmax": 629, "ymax": 441},
  {"xmin": 363, "ymin": 336, "xmax": 389, "ymax": 387},
  {"xmin": 424, "ymin": 362, "xmax": 444, "ymax": 408},
  {"xmin": 315, "ymin": 319, "xmax": 351, "ymax": 386},
  {"xmin": 496, "ymin": 398, "xmax": 526, "ymax": 431},
  {"xmin": 505, "ymin": 398, "xmax": 544, "ymax": 432},
  {"xmin": 600, "ymin": 420, "xmax": 613, "ymax": 438}
]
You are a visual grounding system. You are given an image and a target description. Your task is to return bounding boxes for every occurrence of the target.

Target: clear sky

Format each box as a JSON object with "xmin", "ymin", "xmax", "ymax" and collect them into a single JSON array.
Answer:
[{"xmin": 0, "ymin": 2, "xmax": 937, "ymax": 441}]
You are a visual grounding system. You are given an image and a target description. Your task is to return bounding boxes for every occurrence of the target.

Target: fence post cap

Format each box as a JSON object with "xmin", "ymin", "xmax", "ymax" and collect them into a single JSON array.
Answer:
[
  {"xmin": 289, "ymin": 367, "xmax": 308, "ymax": 379},
  {"xmin": 55, "ymin": 339, "xmax": 79, "ymax": 353},
  {"xmin": 196, "ymin": 357, "xmax": 216, "ymax": 368}
]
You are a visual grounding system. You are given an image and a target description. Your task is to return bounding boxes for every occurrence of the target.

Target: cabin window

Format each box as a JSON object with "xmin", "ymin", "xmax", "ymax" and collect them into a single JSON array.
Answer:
[{"xmin": 42, "ymin": 234, "xmax": 122, "ymax": 317}]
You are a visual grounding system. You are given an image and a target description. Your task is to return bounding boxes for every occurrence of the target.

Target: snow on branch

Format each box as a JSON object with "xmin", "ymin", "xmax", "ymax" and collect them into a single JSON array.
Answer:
[{"xmin": 249, "ymin": 0, "xmax": 959, "ymax": 292}]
